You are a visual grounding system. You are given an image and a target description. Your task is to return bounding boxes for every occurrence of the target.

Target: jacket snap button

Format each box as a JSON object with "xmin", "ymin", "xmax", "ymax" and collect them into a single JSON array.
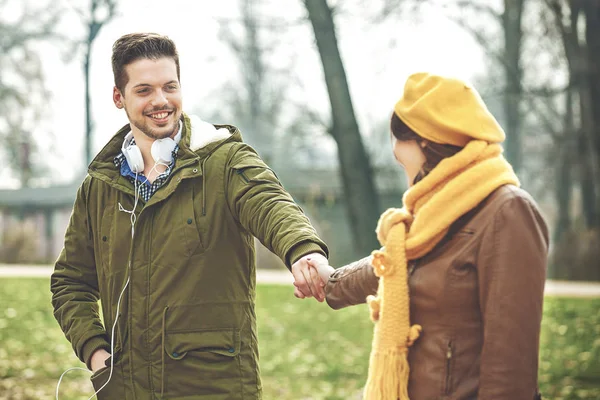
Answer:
[
  {"xmin": 228, "ymin": 348, "xmax": 235, "ymax": 353},
  {"xmin": 193, "ymin": 168, "xmax": 198, "ymax": 173},
  {"xmin": 187, "ymin": 218, "xmax": 193, "ymax": 224},
  {"xmin": 102, "ymin": 236, "xmax": 107, "ymax": 242},
  {"xmin": 172, "ymin": 352, "xmax": 179, "ymax": 357}
]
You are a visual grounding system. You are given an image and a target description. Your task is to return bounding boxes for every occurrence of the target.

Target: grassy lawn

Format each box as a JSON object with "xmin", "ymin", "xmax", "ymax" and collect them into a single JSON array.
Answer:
[{"xmin": 0, "ymin": 278, "xmax": 598, "ymax": 399}]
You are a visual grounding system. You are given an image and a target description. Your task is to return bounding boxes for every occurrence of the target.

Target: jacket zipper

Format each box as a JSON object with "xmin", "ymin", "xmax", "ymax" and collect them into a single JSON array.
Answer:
[
  {"xmin": 146, "ymin": 216, "xmax": 154, "ymax": 349},
  {"xmin": 408, "ymin": 260, "xmax": 419, "ymax": 276},
  {"xmin": 160, "ymin": 306, "xmax": 169, "ymax": 397},
  {"xmin": 201, "ymin": 158, "xmax": 207, "ymax": 216},
  {"xmin": 445, "ymin": 340, "xmax": 453, "ymax": 395}
]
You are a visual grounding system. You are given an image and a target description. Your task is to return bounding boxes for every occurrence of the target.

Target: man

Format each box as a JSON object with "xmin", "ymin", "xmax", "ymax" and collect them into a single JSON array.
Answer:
[{"xmin": 51, "ymin": 32, "xmax": 328, "ymax": 399}]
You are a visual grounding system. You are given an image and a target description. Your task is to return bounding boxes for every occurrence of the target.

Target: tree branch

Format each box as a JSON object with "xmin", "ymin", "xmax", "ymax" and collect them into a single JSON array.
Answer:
[
  {"xmin": 444, "ymin": 8, "xmax": 562, "ymax": 140},
  {"xmin": 451, "ymin": 0, "xmax": 502, "ymax": 20}
]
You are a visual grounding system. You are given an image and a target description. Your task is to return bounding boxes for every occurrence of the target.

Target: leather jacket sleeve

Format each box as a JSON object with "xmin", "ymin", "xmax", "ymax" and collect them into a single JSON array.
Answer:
[
  {"xmin": 476, "ymin": 195, "xmax": 549, "ymax": 399},
  {"xmin": 325, "ymin": 256, "xmax": 380, "ymax": 310}
]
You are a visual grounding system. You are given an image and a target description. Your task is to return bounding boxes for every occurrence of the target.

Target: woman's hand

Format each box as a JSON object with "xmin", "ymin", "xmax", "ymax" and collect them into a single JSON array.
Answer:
[{"xmin": 292, "ymin": 255, "xmax": 334, "ymax": 301}]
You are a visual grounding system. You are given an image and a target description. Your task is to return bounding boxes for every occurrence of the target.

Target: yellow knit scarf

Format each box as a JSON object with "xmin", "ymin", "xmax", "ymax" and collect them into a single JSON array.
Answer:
[{"xmin": 363, "ymin": 140, "xmax": 520, "ymax": 400}]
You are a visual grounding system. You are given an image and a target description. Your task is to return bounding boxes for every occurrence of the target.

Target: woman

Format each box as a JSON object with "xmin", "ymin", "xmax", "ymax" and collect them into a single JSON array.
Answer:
[{"xmin": 304, "ymin": 73, "xmax": 548, "ymax": 399}]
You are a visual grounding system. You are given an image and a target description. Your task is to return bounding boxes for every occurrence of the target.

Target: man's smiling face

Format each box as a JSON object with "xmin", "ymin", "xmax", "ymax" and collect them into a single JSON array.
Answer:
[{"xmin": 113, "ymin": 57, "xmax": 182, "ymax": 140}]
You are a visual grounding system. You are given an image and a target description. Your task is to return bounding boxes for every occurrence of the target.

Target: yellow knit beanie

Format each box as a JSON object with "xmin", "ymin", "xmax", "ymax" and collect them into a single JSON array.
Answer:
[{"xmin": 394, "ymin": 72, "xmax": 505, "ymax": 146}]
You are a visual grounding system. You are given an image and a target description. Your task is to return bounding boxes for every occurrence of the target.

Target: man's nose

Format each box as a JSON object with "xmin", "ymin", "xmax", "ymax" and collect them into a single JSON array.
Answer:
[{"xmin": 151, "ymin": 90, "xmax": 168, "ymax": 107}]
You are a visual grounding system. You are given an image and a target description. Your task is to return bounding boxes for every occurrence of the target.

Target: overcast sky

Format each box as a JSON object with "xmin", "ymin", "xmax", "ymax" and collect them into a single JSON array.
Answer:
[{"xmin": 3, "ymin": 0, "xmax": 489, "ymax": 187}]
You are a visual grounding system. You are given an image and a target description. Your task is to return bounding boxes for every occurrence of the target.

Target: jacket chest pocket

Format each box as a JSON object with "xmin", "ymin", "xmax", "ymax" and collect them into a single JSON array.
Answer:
[
  {"xmin": 411, "ymin": 230, "xmax": 479, "ymax": 312},
  {"xmin": 99, "ymin": 202, "xmax": 132, "ymax": 275},
  {"xmin": 173, "ymin": 181, "xmax": 206, "ymax": 257}
]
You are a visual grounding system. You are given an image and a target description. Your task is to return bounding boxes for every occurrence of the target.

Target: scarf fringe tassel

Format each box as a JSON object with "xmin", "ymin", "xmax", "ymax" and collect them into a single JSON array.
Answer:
[{"xmin": 363, "ymin": 347, "xmax": 410, "ymax": 400}]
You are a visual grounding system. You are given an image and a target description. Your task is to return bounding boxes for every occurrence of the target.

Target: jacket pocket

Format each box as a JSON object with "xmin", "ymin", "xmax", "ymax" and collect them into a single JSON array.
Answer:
[
  {"xmin": 99, "ymin": 204, "xmax": 131, "ymax": 275},
  {"xmin": 161, "ymin": 329, "xmax": 243, "ymax": 398},
  {"xmin": 177, "ymin": 181, "xmax": 206, "ymax": 256},
  {"xmin": 232, "ymin": 159, "xmax": 280, "ymax": 185},
  {"xmin": 90, "ymin": 359, "xmax": 127, "ymax": 400},
  {"xmin": 444, "ymin": 340, "xmax": 454, "ymax": 395}
]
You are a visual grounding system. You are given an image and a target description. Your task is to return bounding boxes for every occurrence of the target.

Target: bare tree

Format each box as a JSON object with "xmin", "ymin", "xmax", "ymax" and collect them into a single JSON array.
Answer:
[
  {"xmin": 85, "ymin": 0, "xmax": 117, "ymax": 164},
  {"xmin": 441, "ymin": 1, "xmax": 526, "ymax": 174},
  {"xmin": 544, "ymin": 0, "xmax": 581, "ymax": 243},
  {"xmin": 582, "ymin": 1, "xmax": 600, "ymax": 229},
  {"xmin": 303, "ymin": 0, "xmax": 381, "ymax": 256},
  {"xmin": 547, "ymin": 0, "xmax": 600, "ymax": 230},
  {"xmin": 65, "ymin": 0, "xmax": 117, "ymax": 165},
  {"xmin": 538, "ymin": 0, "xmax": 600, "ymax": 280},
  {"xmin": 215, "ymin": 0, "xmax": 285, "ymax": 166},
  {"xmin": 503, "ymin": 0, "xmax": 525, "ymax": 174},
  {"xmin": 0, "ymin": 0, "xmax": 61, "ymax": 187}
]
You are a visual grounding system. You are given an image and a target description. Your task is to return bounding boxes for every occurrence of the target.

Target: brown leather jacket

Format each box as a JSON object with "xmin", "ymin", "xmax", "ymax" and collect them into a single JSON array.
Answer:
[{"xmin": 326, "ymin": 185, "xmax": 549, "ymax": 400}]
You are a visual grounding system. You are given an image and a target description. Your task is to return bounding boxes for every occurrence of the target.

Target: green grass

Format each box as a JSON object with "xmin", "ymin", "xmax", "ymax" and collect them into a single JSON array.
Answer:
[
  {"xmin": 539, "ymin": 298, "xmax": 600, "ymax": 399},
  {"xmin": 0, "ymin": 279, "xmax": 599, "ymax": 399}
]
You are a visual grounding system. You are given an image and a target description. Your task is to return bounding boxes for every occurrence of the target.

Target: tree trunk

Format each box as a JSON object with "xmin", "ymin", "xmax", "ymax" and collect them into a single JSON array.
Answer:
[
  {"xmin": 82, "ymin": 0, "xmax": 117, "ymax": 166},
  {"xmin": 583, "ymin": 1, "xmax": 600, "ymax": 229},
  {"xmin": 578, "ymin": 3, "xmax": 599, "ymax": 228},
  {"xmin": 550, "ymin": 0, "xmax": 600, "ymax": 281},
  {"xmin": 303, "ymin": 0, "xmax": 381, "ymax": 256},
  {"xmin": 243, "ymin": 0, "xmax": 270, "ymax": 164},
  {"xmin": 84, "ymin": 46, "xmax": 92, "ymax": 165},
  {"xmin": 502, "ymin": 0, "xmax": 524, "ymax": 174},
  {"xmin": 554, "ymin": 0, "xmax": 599, "ymax": 229},
  {"xmin": 549, "ymin": 1, "xmax": 575, "ymax": 280},
  {"xmin": 554, "ymin": 92, "xmax": 574, "ymax": 244},
  {"xmin": 579, "ymin": 135, "xmax": 598, "ymax": 227},
  {"xmin": 550, "ymin": 141, "xmax": 573, "ymax": 280}
]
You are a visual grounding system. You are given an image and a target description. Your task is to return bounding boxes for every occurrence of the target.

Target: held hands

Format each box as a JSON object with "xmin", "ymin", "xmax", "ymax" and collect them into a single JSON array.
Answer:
[{"xmin": 290, "ymin": 253, "xmax": 334, "ymax": 302}]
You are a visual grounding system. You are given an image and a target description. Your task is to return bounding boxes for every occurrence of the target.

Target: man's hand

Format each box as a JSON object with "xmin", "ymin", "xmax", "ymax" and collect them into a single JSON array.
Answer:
[
  {"xmin": 90, "ymin": 348, "xmax": 111, "ymax": 373},
  {"xmin": 291, "ymin": 253, "xmax": 333, "ymax": 302}
]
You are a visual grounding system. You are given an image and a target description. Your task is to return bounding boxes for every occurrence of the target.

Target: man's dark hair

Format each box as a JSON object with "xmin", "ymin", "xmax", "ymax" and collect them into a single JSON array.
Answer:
[{"xmin": 111, "ymin": 33, "xmax": 180, "ymax": 93}]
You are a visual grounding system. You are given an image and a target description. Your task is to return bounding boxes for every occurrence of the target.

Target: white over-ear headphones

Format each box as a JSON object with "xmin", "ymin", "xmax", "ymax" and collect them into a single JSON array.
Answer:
[{"xmin": 121, "ymin": 128, "xmax": 182, "ymax": 173}]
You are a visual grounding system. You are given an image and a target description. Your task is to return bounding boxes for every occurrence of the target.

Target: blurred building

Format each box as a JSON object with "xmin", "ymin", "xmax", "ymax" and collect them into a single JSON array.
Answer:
[
  {"xmin": 0, "ymin": 178, "xmax": 82, "ymax": 263},
  {"xmin": 0, "ymin": 167, "xmax": 405, "ymax": 267}
]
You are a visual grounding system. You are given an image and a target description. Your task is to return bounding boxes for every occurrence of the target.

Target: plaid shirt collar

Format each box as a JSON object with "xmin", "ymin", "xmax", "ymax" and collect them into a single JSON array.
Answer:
[{"xmin": 113, "ymin": 127, "xmax": 182, "ymax": 202}]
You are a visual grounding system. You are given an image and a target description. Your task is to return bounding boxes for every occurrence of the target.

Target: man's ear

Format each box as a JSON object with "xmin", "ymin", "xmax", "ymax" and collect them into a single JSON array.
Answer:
[{"xmin": 113, "ymin": 87, "xmax": 124, "ymax": 109}]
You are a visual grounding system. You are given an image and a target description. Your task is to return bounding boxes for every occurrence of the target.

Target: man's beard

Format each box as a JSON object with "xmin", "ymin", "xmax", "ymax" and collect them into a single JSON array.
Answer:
[
  {"xmin": 124, "ymin": 107, "xmax": 180, "ymax": 140},
  {"xmin": 133, "ymin": 117, "xmax": 179, "ymax": 140}
]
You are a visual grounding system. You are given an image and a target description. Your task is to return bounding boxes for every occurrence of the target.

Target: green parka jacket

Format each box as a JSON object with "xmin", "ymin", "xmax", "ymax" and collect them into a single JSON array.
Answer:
[{"xmin": 51, "ymin": 114, "xmax": 328, "ymax": 399}]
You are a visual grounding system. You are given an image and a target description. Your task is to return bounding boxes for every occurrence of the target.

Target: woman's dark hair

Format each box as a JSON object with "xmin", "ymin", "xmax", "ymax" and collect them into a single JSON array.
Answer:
[{"xmin": 390, "ymin": 112, "xmax": 463, "ymax": 184}]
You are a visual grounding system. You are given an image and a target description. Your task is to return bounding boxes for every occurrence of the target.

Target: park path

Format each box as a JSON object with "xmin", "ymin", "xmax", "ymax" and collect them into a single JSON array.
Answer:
[{"xmin": 1, "ymin": 265, "xmax": 599, "ymax": 297}]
